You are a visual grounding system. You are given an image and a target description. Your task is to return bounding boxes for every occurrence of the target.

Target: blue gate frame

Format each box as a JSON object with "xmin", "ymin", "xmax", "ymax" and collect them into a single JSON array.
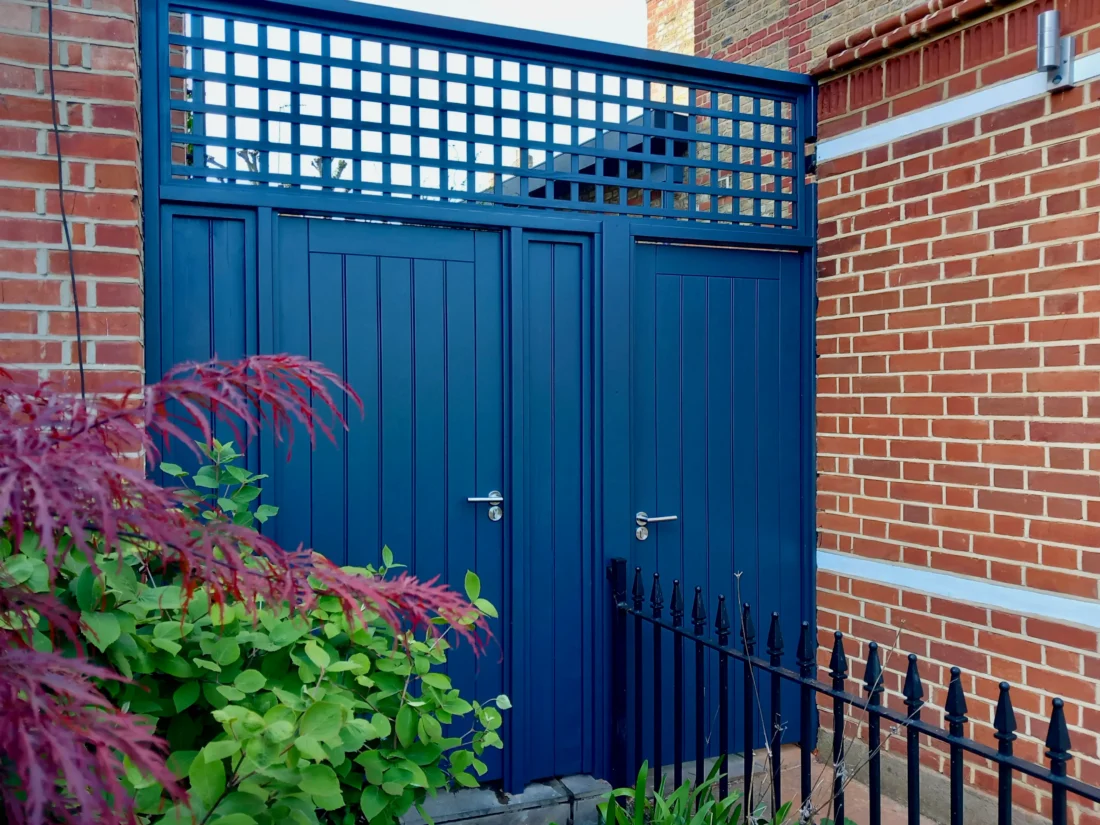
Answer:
[{"xmin": 140, "ymin": 0, "xmax": 817, "ymax": 792}]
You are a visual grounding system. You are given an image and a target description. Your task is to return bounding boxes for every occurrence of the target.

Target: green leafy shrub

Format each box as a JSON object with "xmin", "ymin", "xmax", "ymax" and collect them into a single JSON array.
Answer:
[
  {"xmin": 599, "ymin": 762, "xmax": 791, "ymax": 825},
  {"xmin": 7, "ymin": 441, "xmax": 507, "ymax": 825}
]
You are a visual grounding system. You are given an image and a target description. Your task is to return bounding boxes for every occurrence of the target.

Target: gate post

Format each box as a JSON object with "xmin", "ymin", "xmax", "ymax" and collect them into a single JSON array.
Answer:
[{"xmin": 607, "ymin": 558, "xmax": 629, "ymax": 788}]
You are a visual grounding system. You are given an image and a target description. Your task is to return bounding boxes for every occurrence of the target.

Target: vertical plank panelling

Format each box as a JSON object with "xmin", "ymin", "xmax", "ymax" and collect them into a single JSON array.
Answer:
[
  {"xmin": 655, "ymin": 271, "xmax": 686, "ymax": 765},
  {"xmin": 379, "ymin": 257, "xmax": 415, "ymax": 566},
  {"xmin": 345, "ymin": 255, "xmax": 381, "ymax": 568},
  {"xmin": 444, "ymin": 258, "xmax": 478, "ymax": 723},
  {"xmin": 521, "ymin": 236, "xmax": 592, "ymax": 782},
  {"xmin": 733, "ymin": 277, "xmax": 761, "ymax": 613},
  {"xmin": 308, "ymin": 252, "xmax": 348, "ymax": 564},
  {"xmin": 272, "ymin": 217, "xmax": 312, "ymax": 554},
  {"xmin": 471, "ymin": 232, "xmax": 505, "ymax": 783},
  {"xmin": 413, "ymin": 260, "xmax": 447, "ymax": 580},
  {"xmin": 551, "ymin": 240, "xmax": 585, "ymax": 773},
  {"xmin": 268, "ymin": 220, "xmax": 508, "ymax": 781},
  {"xmin": 525, "ymin": 241, "xmax": 555, "ymax": 779},
  {"xmin": 755, "ymin": 277, "xmax": 782, "ymax": 743},
  {"xmin": 632, "ymin": 244, "xmax": 803, "ymax": 763},
  {"xmin": 680, "ymin": 275, "xmax": 710, "ymax": 751}
]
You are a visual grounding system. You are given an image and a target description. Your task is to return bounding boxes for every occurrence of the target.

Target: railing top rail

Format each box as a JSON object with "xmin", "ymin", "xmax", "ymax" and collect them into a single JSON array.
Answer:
[{"xmin": 168, "ymin": 0, "xmax": 814, "ymax": 93}]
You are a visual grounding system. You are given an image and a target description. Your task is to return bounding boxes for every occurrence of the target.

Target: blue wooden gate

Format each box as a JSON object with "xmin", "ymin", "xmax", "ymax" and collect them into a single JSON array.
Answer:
[{"xmin": 141, "ymin": 0, "xmax": 816, "ymax": 791}]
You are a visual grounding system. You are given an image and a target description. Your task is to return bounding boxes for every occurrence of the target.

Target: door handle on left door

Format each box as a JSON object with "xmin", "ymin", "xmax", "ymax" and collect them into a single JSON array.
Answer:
[
  {"xmin": 635, "ymin": 511, "xmax": 677, "ymax": 541},
  {"xmin": 468, "ymin": 491, "xmax": 504, "ymax": 521}
]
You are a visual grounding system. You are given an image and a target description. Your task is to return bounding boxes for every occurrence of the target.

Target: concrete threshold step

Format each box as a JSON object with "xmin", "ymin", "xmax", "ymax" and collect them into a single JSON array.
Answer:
[{"xmin": 401, "ymin": 775, "xmax": 612, "ymax": 825}]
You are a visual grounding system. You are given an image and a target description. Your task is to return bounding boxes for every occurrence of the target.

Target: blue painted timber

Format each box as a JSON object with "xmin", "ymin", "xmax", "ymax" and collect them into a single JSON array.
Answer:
[
  {"xmin": 141, "ymin": 0, "xmax": 817, "ymax": 793},
  {"xmin": 630, "ymin": 243, "xmax": 805, "ymax": 765}
]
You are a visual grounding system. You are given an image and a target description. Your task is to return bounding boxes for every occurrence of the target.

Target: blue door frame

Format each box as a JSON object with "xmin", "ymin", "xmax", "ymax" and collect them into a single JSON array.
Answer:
[{"xmin": 141, "ymin": 0, "xmax": 817, "ymax": 792}]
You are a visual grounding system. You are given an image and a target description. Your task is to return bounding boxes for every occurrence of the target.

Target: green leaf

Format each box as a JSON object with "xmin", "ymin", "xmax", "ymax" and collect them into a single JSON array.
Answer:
[
  {"xmin": 418, "ymin": 715, "xmax": 442, "ymax": 743},
  {"xmin": 80, "ymin": 612, "xmax": 120, "ymax": 652},
  {"xmin": 450, "ymin": 750, "xmax": 472, "ymax": 772},
  {"xmin": 370, "ymin": 713, "xmax": 392, "ymax": 739},
  {"xmin": 479, "ymin": 707, "xmax": 502, "ymax": 731},
  {"xmin": 166, "ymin": 750, "xmax": 198, "ymax": 779},
  {"xmin": 361, "ymin": 787, "xmax": 389, "ymax": 821},
  {"xmin": 421, "ymin": 673, "xmax": 450, "ymax": 690},
  {"xmin": 194, "ymin": 658, "xmax": 222, "ymax": 673},
  {"xmin": 254, "ymin": 504, "xmax": 279, "ymax": 523},
  {"xmin": 188, "ymin": 751, "xmax": 226, "ymax": 809},
  {"xmin": 217, "ymin": 497, "xmax": 240, "ymax": 512},
  {"xmin": 299, "ymin": 701, "xmax": 343, "ymax": 741},
  {"xmin": 294, "ymin": 735, "xmax": 328, "ymax": 761},
  {"xmin": 208, "ymin": 816, "xmax": 256, "ymax": 825},
  {"xmin": 265, "ymin": 720, "xmax": 295, "ymax": 743},
  {"xmin": 159, "ymin": 462, "xmax": 187, "ymax": 478},
  {"xmin": 234, "ymin": 670, "xmax": 266, "ymax": 693},
  {"xmin": 173, "ymin": 682, "xmax": 201, "ymax": 713},
  {"xmin": 1, "ymin": 555, "xmax": 34, "ymax": 586},
  {"xmin": 216, "ymin": 685, "xmax": 247, "ymax": 702},
  {"xmin": 268, "ymin": 621, "xmax": 305, "ymax": 647},
  {"xmin": 73, "ymin": 567, "xmax": 99, "ymax": 612},
  {"xmin": 495, "ymin": 695, "xmax": 512, "ymax": 710},
  {"xmin": 356, "ymin": 750, "xmax": 385, "ymax": 785},
  {"xmin": 464, "ymin": 571, "xmax": 480, "ymax": 602},
  {"xmin": 395, "ymin": 705, "xmax": 418, "ymax": 748},
  {"xmin": 232, "ymin": 485, "xmax": 262, "ymax": 504},
  {"xmin": 151, "ymin": 638, "xmax": 182, "ymax": 656},
  {"xmin": 303, "ymin": 640, "xmax": 331, "ymax": 670},
  {"xmin": 202, "ymin": 739, "xmax": 241, "ymax": 762},
  {"xmin": 299, "ymin": 764, "xmax": 340, "ymax": 797},
  {"xmin": 453, "ymin": 771, "xmax": 479, "ymax": 788},
  {"xmin": 474, "ymin": 598, "xmax": 498, "ymax": 618},
  {"xmin": 193, "ymin": 466, "xmax": 221, "ymax": 489},
  {"xmin": 155, "ymin": 804, "xmax": 196, "ymax": 825},
  {"xmin": 210, "ymin": 638, "xmax": 241, "ymax": 666}
]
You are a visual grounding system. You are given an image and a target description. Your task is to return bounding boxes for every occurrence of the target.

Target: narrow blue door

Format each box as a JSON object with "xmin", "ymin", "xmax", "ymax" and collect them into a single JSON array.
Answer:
[
  {"xmin": 515, "ymin": 234, "xmax": 594, "ymax": 783},
  {"xmin": 630, "ymin": 242, "xmax": 805, "ymax": 765},
  {"xmin": 270, "ymin": 217, "xmax": 507, "ymax": 780}
]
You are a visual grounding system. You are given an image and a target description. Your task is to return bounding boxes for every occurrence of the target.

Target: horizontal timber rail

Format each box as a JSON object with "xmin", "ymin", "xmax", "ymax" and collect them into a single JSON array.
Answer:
[{"xmin": 607, "ymin": 558, "xmax": 1100, "ymax": 825}]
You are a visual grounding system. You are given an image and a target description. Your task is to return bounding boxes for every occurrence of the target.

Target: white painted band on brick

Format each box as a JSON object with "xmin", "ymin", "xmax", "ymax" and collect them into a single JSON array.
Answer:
[
  {"xmin": 817, "ymin": 550, "xmax": 1100, "ymax": 629},
  {"xmin": 817, "ymin": 50, "xmax": 1100, "ymax": 163}
]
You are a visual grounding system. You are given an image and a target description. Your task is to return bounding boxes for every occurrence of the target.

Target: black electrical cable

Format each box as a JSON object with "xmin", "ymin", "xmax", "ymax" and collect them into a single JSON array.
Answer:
[{"xmin": 46, "ymin": 0, "xmax": 87, "ymax": 401}]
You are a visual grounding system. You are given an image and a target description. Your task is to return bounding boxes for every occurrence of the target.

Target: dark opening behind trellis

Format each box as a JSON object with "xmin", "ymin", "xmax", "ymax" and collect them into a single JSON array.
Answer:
[{"xmin": 608, "ymin": 559, "xmax": 1100, "ymax": 825}]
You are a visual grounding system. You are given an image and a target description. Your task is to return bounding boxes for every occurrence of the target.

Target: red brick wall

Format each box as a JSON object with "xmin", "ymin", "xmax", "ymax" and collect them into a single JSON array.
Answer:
[
  {"xmin": 813, "ymin": 3, "xmax": 1100, "ymax": 819},
  {"xmin": 0, "ymin": 0, "xmax": 143, "ymax": 390}
]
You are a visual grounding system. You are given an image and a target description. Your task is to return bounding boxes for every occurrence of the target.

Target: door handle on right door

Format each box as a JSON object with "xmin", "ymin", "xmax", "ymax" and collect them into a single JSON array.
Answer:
[
  {"xmin": 635, "ymin": 511, "xmax": 678, "ymax": 541},
  {"xmin": 468, "ymin": 491, "xmax": 504, "ymax": 522}
]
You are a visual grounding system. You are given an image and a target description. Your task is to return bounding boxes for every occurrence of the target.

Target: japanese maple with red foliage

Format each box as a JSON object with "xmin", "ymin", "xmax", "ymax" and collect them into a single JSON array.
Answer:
[{"xmin": 0, "ymin": 355, "xmax": 485, "ymax": 825}]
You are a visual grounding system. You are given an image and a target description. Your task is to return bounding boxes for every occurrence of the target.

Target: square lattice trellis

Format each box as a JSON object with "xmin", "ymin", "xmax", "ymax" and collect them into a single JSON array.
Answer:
[{"xmin": 165, "ymin": 6, "xmax": 802, "ymax": 227}]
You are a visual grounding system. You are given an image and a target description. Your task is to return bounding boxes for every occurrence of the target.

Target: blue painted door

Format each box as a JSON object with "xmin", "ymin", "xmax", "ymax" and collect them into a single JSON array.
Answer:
[
  {"xmin": 270, "ymin": 216, "xmax": 507, "ymax": 779},
  {"xmin": 630, "ymin": 242, "xmax": 805, "ymax": 765},
  {"xmin": 265, "ymin": 219, "xmax": 594, "ymax": 787},
  {"xmin": 514, "ymin": 234, "xmax": 594, "ymax": 783}
]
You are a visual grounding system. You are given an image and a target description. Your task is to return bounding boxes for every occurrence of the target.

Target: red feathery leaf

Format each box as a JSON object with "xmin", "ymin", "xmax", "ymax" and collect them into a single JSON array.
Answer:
[{"xmin": 0, "ymin": 645, "xmax": 177, "ymax": 825}]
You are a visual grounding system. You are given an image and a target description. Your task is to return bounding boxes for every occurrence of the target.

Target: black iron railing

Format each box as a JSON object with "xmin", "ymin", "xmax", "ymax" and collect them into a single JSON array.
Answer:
[{"xmin": 608, "ymin": 558, "xmax": 1100, "ymax": 825}]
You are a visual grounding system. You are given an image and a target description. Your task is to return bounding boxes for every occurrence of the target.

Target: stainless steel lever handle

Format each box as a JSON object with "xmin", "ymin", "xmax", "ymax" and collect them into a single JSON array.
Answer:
[
  {"xmin": 635, "ymin": 511, "xmax": 677, "ymax": 541},
  {"xmin": 467, "ymin": 491, "xmax": 504, "ymax": 505},
  {"xmin": 468, "ymin": 491, "xmax": 504, "ymax": 521}
]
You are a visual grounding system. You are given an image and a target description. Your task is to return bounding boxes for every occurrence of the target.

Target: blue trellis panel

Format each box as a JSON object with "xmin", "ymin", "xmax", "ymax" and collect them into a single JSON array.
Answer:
[{"xmin": 162, "ymin": 2, "xmax": 803, "ymax": 227}]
